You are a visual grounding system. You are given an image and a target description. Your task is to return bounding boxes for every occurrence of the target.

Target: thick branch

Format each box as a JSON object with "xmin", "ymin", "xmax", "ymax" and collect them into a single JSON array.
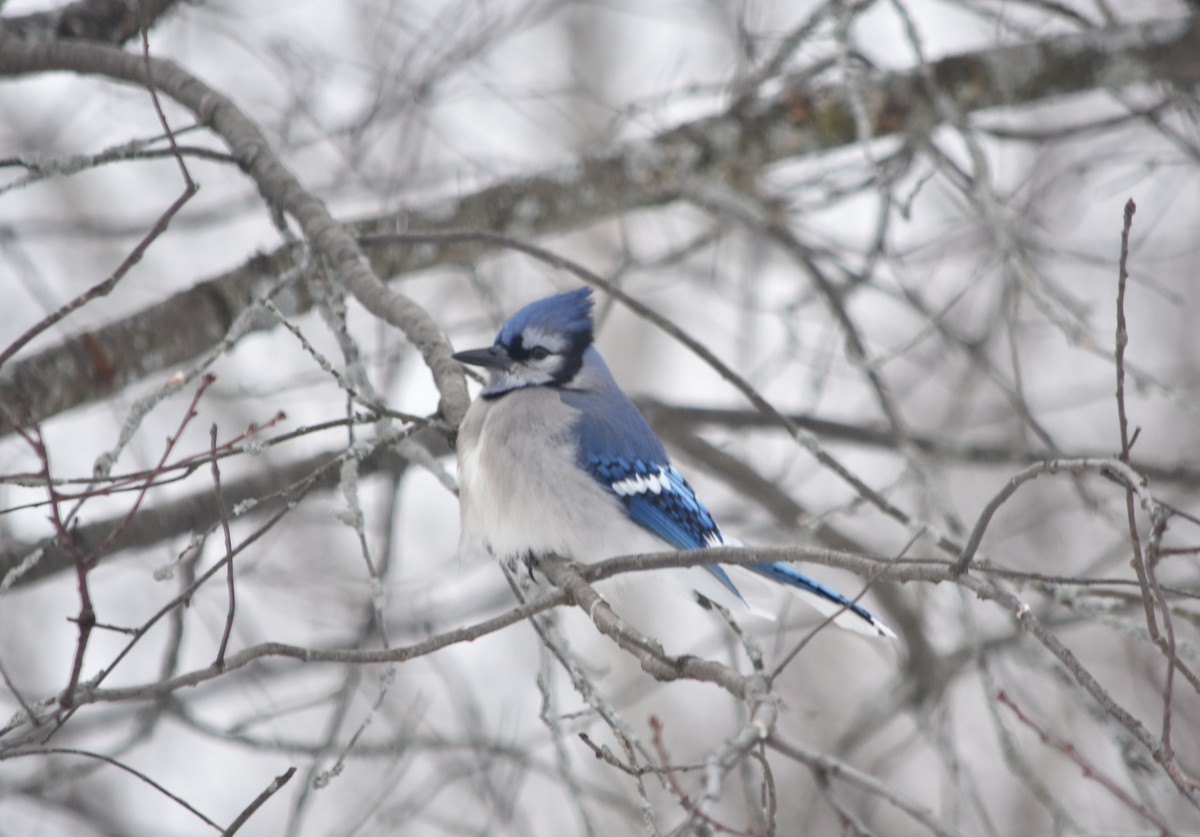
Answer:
[
  {"xmin": 0, "ymin": 429, "xmax": 441, "ymax": 592},
  {"xmin": 3, "ymin": 16, "xmax": 1199, "ymax": 436},
  {"xmin": 0, "ymin": 34, "xmax": 471, "ymax": 427}
]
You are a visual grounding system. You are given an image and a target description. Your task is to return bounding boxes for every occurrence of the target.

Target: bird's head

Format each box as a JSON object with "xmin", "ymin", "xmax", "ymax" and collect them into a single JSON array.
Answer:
[{"xmin": 453, "ymin": 287, "xmax": 595, "ymax": 397}]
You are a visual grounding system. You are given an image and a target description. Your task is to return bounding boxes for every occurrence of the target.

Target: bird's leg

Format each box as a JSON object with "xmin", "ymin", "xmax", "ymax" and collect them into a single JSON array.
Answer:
[{"xmin": 523, "ymin": 550, "xmax": 541, "ymax": 583}]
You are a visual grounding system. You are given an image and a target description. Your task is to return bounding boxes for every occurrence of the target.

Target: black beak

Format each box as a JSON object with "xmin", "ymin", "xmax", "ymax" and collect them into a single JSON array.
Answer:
[{"xmin": 452, "ymin": 345, "xmax": 511, "ymax": 370}]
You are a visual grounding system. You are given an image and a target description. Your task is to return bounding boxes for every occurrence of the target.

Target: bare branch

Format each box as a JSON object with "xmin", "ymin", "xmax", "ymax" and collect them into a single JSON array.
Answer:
[{"xmin": 5, "ymin": 15, "xmax": 1200, "ymax": 437}]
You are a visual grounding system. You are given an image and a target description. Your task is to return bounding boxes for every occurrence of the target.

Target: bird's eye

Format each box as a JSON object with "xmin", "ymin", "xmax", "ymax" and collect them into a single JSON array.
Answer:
[{"xmin": 529, "ymin": 346, "xmax": 551, "ymax": 360}]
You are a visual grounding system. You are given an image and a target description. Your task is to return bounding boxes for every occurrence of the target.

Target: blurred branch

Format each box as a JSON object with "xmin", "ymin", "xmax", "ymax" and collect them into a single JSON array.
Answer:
[
  {"xmin": 766, "ymin": 733, "xmax": 962, "ymax": 837},
  {"xmin": 591, "ymin": 544, "xmax": 1200, "ymax": 806},
  {"xmin": 997, "ymin": 690, "xmax": 1181, "ymax": 836},
  {"xmin": 16, "ymin": 591, "xmax": 565, "ymax": 717},
  {"xmin": 3, "ymin": 4, "xmax": 1198, "ymax": 833},
  {"xmin": 0, "ymin": 746, "xmax": 222, "ymax": 830},
  {"xmin": 0, "ymin": 0, "xmax": 181, "ymax": 42},
  {"xmin": 640, "ymin": 399, "xmax": 1200, "ymax": 486},
  {"xmin": 4, "ymin": 408, "xmax": 1195, "ymax": 594},
  {"xmin": 653, "ymin": 417, "xmax": 940, "ymax": 694},
  {"xmin": 224, "ymin": 766, "xmax": 297, "ymax": 836},
  {"xmin": 952, "ymin": 457, "xmax": 1156, "ymax": 576},
  {"xmin": 7, "ymin": 528, "xmax": 1197, "ymax": 805},
  {"xmin": 12, "ymin": 543, "xmax": 1186, "ymax": 702},
  {"xmin": 0, "ymin": 425, "xmax": 446, "ymax": 591},
  {"xmin": 0, "ymin": 32, "xmax": 471, "ymax": 427},
  {"xmin": 0, "ymin": 24, "xmax": 199, "ymax": 371},
  {"xmin": 4, "ymin": 15, "xmax": 1200, "ymax": 436}
]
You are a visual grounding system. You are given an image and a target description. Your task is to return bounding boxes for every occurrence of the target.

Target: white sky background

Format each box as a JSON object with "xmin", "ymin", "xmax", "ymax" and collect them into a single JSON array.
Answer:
[{"xmin": 1, "ymin": 1, "xmax": 1199, "ymax": 835}]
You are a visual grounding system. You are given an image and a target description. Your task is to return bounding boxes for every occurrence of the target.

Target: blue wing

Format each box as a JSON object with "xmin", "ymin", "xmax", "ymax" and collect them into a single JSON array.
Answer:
[
  {"xmin": 562, "ymin": 376, "xmax": 891, "ymax": 636},
  {"xmin": 584, "ymin": 452, "xmax": 893, "ymax": 636},
  {"xmin": 584, "ymin": 453, "xmax": 743, "ymax": 600}
]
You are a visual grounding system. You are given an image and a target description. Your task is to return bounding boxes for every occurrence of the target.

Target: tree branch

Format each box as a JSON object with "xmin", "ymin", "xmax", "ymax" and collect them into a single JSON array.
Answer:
[
  {"xmin": 0, "ymin": 33, "xmax": 471, "ymax": 427},
  {"xmin": 0, "ymin": 0, "xmax": 182, "ymax": 43},
  {"xmin": 3, "ymin": 15, "xmax": 1199, "ymax": 436}
]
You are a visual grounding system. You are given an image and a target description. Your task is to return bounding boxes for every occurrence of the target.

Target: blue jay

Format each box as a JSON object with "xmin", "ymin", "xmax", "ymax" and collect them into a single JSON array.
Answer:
[{"xmin": 454, "ymin": 287, "xmax": 893, "ymax": 638}]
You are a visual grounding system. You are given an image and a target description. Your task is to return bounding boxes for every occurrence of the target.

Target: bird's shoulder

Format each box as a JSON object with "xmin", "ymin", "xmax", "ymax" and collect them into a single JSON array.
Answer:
[{"xmin": 559, "ymin": 384, "xmax": 722, "ymax": 550}]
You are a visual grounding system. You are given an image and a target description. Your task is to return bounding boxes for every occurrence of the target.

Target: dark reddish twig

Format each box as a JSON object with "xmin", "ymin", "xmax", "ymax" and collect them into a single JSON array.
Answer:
[
  {"xmin": 649, "ymin": 716, "xmax": 756, "ymax": 837},
  {"xmin": 54, "ymin": 471, "xmax": 327, "ymax": 717},
  {"xmin": 69, "ymin": 21, "xmax": 202, "ymax": 566},
  {"xmin": 70, "ymin": 617, "xmax": 138, "ymax": 636},
  {"xmin": 0, "ymin": 19, "xmax": 197, "ymax": 375},
  {"xmin": 0, "ymin": 405, "xmax": 93, "ymax": 719},
  {"xmin": 1158, "ymin": 546, "xmax": 1200, "ymax": 557},
  {"xmin": 51, "ymin": 374, "xmax": 213, "ymax": 719},
  {"xmin": 11, "ymin": 29, "xmax": 212, "ymax": 717},
  {"xmin": 997, "ymin": 690, "xmax": 1178, "ymax": 836},
  {"xmin": 210, "ymin": 424, "xmax": 236, "ymax": 668},
  {"xmin": 45, "ymin": 410, "xmax": 286, "ymax": 504},
  {"xmin": 89, "ymin": 374, "xmax": 215, "ymax": 564},
  {"xmin": 37, "ymin": 430, "xmax": 429, "ymax": 718},
  {"xmin": 0, "ymin": 182, "xmax": 193, "ymax": 371},
  {"xmin": 0, "ymin": 24, "xmax": 204, "ymax": 715},
  {"xmin": 39, "ymin": 424, "xmax": 95, "ymax": 715}
]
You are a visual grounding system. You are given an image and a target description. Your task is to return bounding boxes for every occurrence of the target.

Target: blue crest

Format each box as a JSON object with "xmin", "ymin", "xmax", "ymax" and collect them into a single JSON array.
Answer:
[{"xmin": 497, "ymin": 287, "xmax": 593, "ymax": 346}]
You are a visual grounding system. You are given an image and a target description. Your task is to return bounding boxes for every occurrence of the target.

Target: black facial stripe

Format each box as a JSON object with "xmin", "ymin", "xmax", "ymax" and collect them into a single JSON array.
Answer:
[
  {"xmin": 495, "ymin": 326, "xmax": 594, "ymax": 388},
  {"xmin": 549, "ymin": 328, "xmax": 592, "ymax": 386},
  {"xmin": 504, "ymin": 334, "xmax": 528, "ymax": 361}
]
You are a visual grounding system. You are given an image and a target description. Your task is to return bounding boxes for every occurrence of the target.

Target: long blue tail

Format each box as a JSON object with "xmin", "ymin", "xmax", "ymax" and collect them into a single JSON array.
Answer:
[{"xmin": 749, "ymin": 561, "xmax": 894, "ymax": 638}]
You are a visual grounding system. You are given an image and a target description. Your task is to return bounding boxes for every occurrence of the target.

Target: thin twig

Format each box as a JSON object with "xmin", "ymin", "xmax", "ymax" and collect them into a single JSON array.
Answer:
[
  {"xmin": 770, "ymin": 530, "xmax": 919, "ymax": 681},
  {"xmin": 90, "ymin": 374, "xmax": 216, "ymax": 563},
  {"xmin": 223, "ymin": 766, "xmax": 297, "ymax": 836},
  {"xmin": 996, "ymin": 690, "xmax": 1178, "ymax": 836},
  {"xmin": 649, "ymin": 716, "xmax": 753, "ymax": 837},
  {"xmin": 954, "ymin": 457, "xmax": 1153, "ymax": 576},
  {"xmin": 0, "ymin": 656, "xmax": 38, "ymax": 727},
  {"xmin": 0, "ymin": 16, "xmax": 198, "ymax": 374},
  {"xmin": 2, "ymin": 747, "xmax": 222, "ymax": 831},
  {"xmin": 766, "ymin": 734, "xmax": 962, "ymax": 837},
  {"xmin": 210, "ymin": 424, "xmax": 236, "ymax": 669},
  {"xmin": 1114, "ymin": 198, "xmax": 1161, "ymax": 639},
  {"xmin": 1113, "ymin": 199, "xmax": 1186, "ymax": 762}
]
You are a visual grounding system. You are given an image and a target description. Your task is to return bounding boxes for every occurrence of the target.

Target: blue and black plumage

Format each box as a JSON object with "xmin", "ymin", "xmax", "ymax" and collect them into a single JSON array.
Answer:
[{"xmin": 454, "ymin": 286, "xmax": 893, "ymax": 638}]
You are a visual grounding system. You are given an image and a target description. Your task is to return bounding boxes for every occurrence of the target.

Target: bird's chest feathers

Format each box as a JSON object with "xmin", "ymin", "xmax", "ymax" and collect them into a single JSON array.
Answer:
[{"xmin": 458, "ymin": 388, "xmax": 616, "ymax": 559}]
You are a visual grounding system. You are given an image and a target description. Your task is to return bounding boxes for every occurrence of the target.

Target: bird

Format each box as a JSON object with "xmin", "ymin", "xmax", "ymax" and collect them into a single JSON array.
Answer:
[{"xmin": 453, "ymin": 286, "xmax": 893, "ymax": 639}]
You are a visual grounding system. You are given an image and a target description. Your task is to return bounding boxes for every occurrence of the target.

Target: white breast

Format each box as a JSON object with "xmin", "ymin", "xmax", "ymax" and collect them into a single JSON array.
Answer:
[{"xmin": 456, "ymin": 388, "xmax": 668, "ymax": 566}]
